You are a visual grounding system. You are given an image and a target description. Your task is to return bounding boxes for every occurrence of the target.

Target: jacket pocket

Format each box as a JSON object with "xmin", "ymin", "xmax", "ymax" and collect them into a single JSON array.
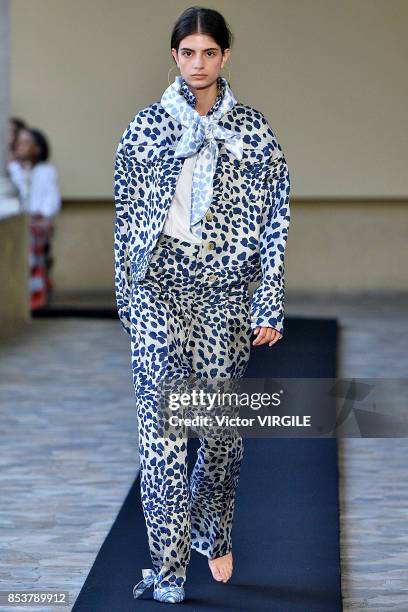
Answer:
[
  {"xmin": 219, "ymin": 149, "xmax": 268, "ymax": 203},
  {"xmin": 220, "ymin": 145, "xmax": 270, "ymax": 173}
]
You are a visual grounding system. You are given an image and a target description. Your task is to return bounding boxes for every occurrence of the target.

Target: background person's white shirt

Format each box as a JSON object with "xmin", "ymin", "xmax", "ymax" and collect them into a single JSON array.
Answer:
[
  {"xmin": 7, "ymin": 160, "xmax": 61, "ymax": 218},
  {"xmin": 7, "ymin": 159, "xmax": 30, "ymax": 209},
  {"xmin": 162, "ymin": 152, "xmax": 202, "ymax": 244}
]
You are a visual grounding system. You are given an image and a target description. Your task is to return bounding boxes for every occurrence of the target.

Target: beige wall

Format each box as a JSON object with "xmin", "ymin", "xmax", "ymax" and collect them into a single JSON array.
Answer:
[
  {"xmin": 53, "ymin": 202, "xmax": 115, "ymax": 292},
  {"xmin": 10, "ymin": 0, "xmax": 408, "ymax": 198}
]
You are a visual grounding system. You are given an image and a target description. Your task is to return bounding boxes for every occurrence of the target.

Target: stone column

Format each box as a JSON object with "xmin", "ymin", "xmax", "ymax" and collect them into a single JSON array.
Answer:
[{"xmin": 0, "ymin": 0, "xmax": 20, "ymax": 216}]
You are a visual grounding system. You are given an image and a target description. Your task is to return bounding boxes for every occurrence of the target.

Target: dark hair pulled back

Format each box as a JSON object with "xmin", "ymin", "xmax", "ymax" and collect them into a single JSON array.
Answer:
[{"xmin": 170, "ymin": 6, "xmax": 233, "ymax": 53}]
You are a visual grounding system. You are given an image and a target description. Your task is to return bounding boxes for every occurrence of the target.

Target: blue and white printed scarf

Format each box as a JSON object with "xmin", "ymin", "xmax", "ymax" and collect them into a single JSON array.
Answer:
[{"xmin": 160, "ymin": 75, "xmax": 243, "ymax": 239}]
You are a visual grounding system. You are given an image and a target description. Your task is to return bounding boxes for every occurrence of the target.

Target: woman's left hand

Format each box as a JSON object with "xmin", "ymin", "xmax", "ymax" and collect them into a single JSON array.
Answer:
[{"xmin": 252, "ymin": 326, "xmax": 282, "ymax": 347}]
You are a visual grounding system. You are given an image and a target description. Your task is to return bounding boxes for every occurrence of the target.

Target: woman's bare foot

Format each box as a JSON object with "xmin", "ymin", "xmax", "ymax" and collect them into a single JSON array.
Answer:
[{"xmin": 208, "ymin": 551, "xmax": 233, "ymax": 583}]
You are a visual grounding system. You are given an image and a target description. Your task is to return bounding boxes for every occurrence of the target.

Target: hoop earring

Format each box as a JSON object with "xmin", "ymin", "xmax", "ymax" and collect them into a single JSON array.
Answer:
[{"xmin": 168, "ymin": 64, "xmax": 180, "ymax": 86}]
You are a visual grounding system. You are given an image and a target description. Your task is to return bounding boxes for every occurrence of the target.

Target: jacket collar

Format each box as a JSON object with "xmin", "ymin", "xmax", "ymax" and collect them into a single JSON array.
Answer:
[{"xmin": 179, "ymin": 76, "xmax": 226, "ymax": 117}]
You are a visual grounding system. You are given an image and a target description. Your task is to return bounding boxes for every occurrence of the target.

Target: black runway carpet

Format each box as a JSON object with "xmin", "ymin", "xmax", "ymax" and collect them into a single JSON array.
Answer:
[{"xmin": 70, "ymin": 314, "xmax": 342, "ymax": 611}]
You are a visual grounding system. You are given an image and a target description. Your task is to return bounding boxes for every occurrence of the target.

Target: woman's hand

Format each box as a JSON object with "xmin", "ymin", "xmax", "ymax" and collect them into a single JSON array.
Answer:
[{"xmin": 252, "ymin": 326, "xmax": 282, "ymax": 347}]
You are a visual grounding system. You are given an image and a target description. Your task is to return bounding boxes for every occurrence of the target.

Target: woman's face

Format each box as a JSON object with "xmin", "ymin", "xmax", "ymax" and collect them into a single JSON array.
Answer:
[
  {"xmin": 14, "ymin": 129, "xmax": 38, "ymax": 162},
  {"xmin": 172, "ymin": 33, "xmax": 230, "ymax": 91}
]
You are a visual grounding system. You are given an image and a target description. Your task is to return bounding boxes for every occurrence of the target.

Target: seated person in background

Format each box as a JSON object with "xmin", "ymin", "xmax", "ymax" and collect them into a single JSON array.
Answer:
[
  {"xmin": 7, "ymin": 126, "xmax": 62, "ymax": 309},
  {"xmin": 7, "ymin": 126, "xmax": 61, "ymax": 218}
]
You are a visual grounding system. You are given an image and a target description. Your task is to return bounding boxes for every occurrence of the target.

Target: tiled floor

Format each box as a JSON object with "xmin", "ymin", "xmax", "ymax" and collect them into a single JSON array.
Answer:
[
  {"xmin": 0, "ymin": 317, "xmax": 138, "ymax": 611},
  {"xmin": 0, "ymin": 291, "xmax": 407, "ymax": 611}
]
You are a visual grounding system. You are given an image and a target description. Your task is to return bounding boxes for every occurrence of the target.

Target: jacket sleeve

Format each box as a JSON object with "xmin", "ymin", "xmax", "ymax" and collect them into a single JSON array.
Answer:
[
  {"xmin": 250, "ymin": 145, "xmax": 291, "ymax": 337},
  {"xmin": 113, "ymin": 136, "xmax": 132, "ymax": 336}
]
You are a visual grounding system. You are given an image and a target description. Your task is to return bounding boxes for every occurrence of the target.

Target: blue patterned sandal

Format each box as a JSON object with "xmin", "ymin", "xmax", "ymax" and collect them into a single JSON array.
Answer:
[
  {"xmin": 132, "ymin": 568, "xmax": 157, "ymax": 599},
  {"xmin": 153, "ymin": 585, "xmax": 185, "ymax": 603}
]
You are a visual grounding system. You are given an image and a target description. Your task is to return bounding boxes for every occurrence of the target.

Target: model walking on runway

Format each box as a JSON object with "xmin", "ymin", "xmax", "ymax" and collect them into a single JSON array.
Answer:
[{"xmin": 113, "ymin": 5, "xmax": 291, "ymax": 604}]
